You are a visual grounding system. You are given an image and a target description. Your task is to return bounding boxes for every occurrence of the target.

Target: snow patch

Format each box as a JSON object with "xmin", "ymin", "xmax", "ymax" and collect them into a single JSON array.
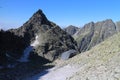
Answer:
[
  {"xmin": 31, "ymin": 35, "xmax": 39, "ymax": 47},
  {"xmin": 61, "ymin": 49, "xmax": 77, "ymax": 60},
  {"xmin": 19, "ymin": 46, "xmax": 33, "ymax": 62}
]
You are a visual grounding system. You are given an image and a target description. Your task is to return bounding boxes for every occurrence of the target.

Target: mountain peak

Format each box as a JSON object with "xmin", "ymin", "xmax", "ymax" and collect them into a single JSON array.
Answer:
[
  {"xmin": 25, "ymin": 9, "xmax": 49, "ymax": 25},
  {"xmin": 33, "ymin": 9, "xmax": 43, "ymax": 16},
  {"xmin": 36, "ymin": 9, "xmax": 43, "ymax": 14}
]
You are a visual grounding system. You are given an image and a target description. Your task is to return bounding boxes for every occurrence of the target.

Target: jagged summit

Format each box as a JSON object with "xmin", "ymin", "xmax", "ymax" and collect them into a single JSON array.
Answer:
[
  {"xmin": 35, "ymin": 9, "xmax": 43, "ymax": 14},
  {"xmin": 25, "ymin": 9, "xmax": 50, "ymax": 25}
]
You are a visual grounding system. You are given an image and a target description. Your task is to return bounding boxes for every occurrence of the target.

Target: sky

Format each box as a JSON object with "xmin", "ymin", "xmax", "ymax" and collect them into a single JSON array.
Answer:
[{"xmin": 0, "ymin": 0, "xmax": 120, "ymax": 29}]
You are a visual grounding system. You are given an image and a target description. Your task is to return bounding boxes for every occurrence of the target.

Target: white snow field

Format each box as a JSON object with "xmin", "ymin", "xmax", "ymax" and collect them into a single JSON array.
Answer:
[{"xmin": 24, "ymin": 64, "xmax": 78, "ymax": 80}]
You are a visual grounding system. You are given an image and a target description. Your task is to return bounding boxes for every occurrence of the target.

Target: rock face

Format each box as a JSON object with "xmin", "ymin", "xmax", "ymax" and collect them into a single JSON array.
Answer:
[
  {"xmin": 74, "ymin": 19, "xmax": 117, "ymax": 52},
  {"xmin": 9, "ymin": 9, "xmax": 78, "ymax": 61},
  {"xmin": 0, "ymin": 30, "xmax": 26, "ymax": 67},
  {"xmin": 64, "ymin": 25, "xmax": 80, "ymax": 35}
]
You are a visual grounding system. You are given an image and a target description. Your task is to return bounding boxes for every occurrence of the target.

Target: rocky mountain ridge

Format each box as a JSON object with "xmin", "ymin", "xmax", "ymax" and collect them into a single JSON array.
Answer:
[{"xmin": 72, "ymin": 19, "xmax": 119, "ymax": 52}]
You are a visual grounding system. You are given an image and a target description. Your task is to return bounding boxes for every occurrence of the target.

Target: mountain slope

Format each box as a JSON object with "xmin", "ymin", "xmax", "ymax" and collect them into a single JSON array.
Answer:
[
  {"xmin": 74, "ymin": 19, "xmax": 117, "ymax": 52},
  {"xmin": 25, "ymin": 30, "xmax": 120, "ymax": 80},
  {"xmin": 65, "ymin": 32, "xmax": 120, "ymax": 80}
]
